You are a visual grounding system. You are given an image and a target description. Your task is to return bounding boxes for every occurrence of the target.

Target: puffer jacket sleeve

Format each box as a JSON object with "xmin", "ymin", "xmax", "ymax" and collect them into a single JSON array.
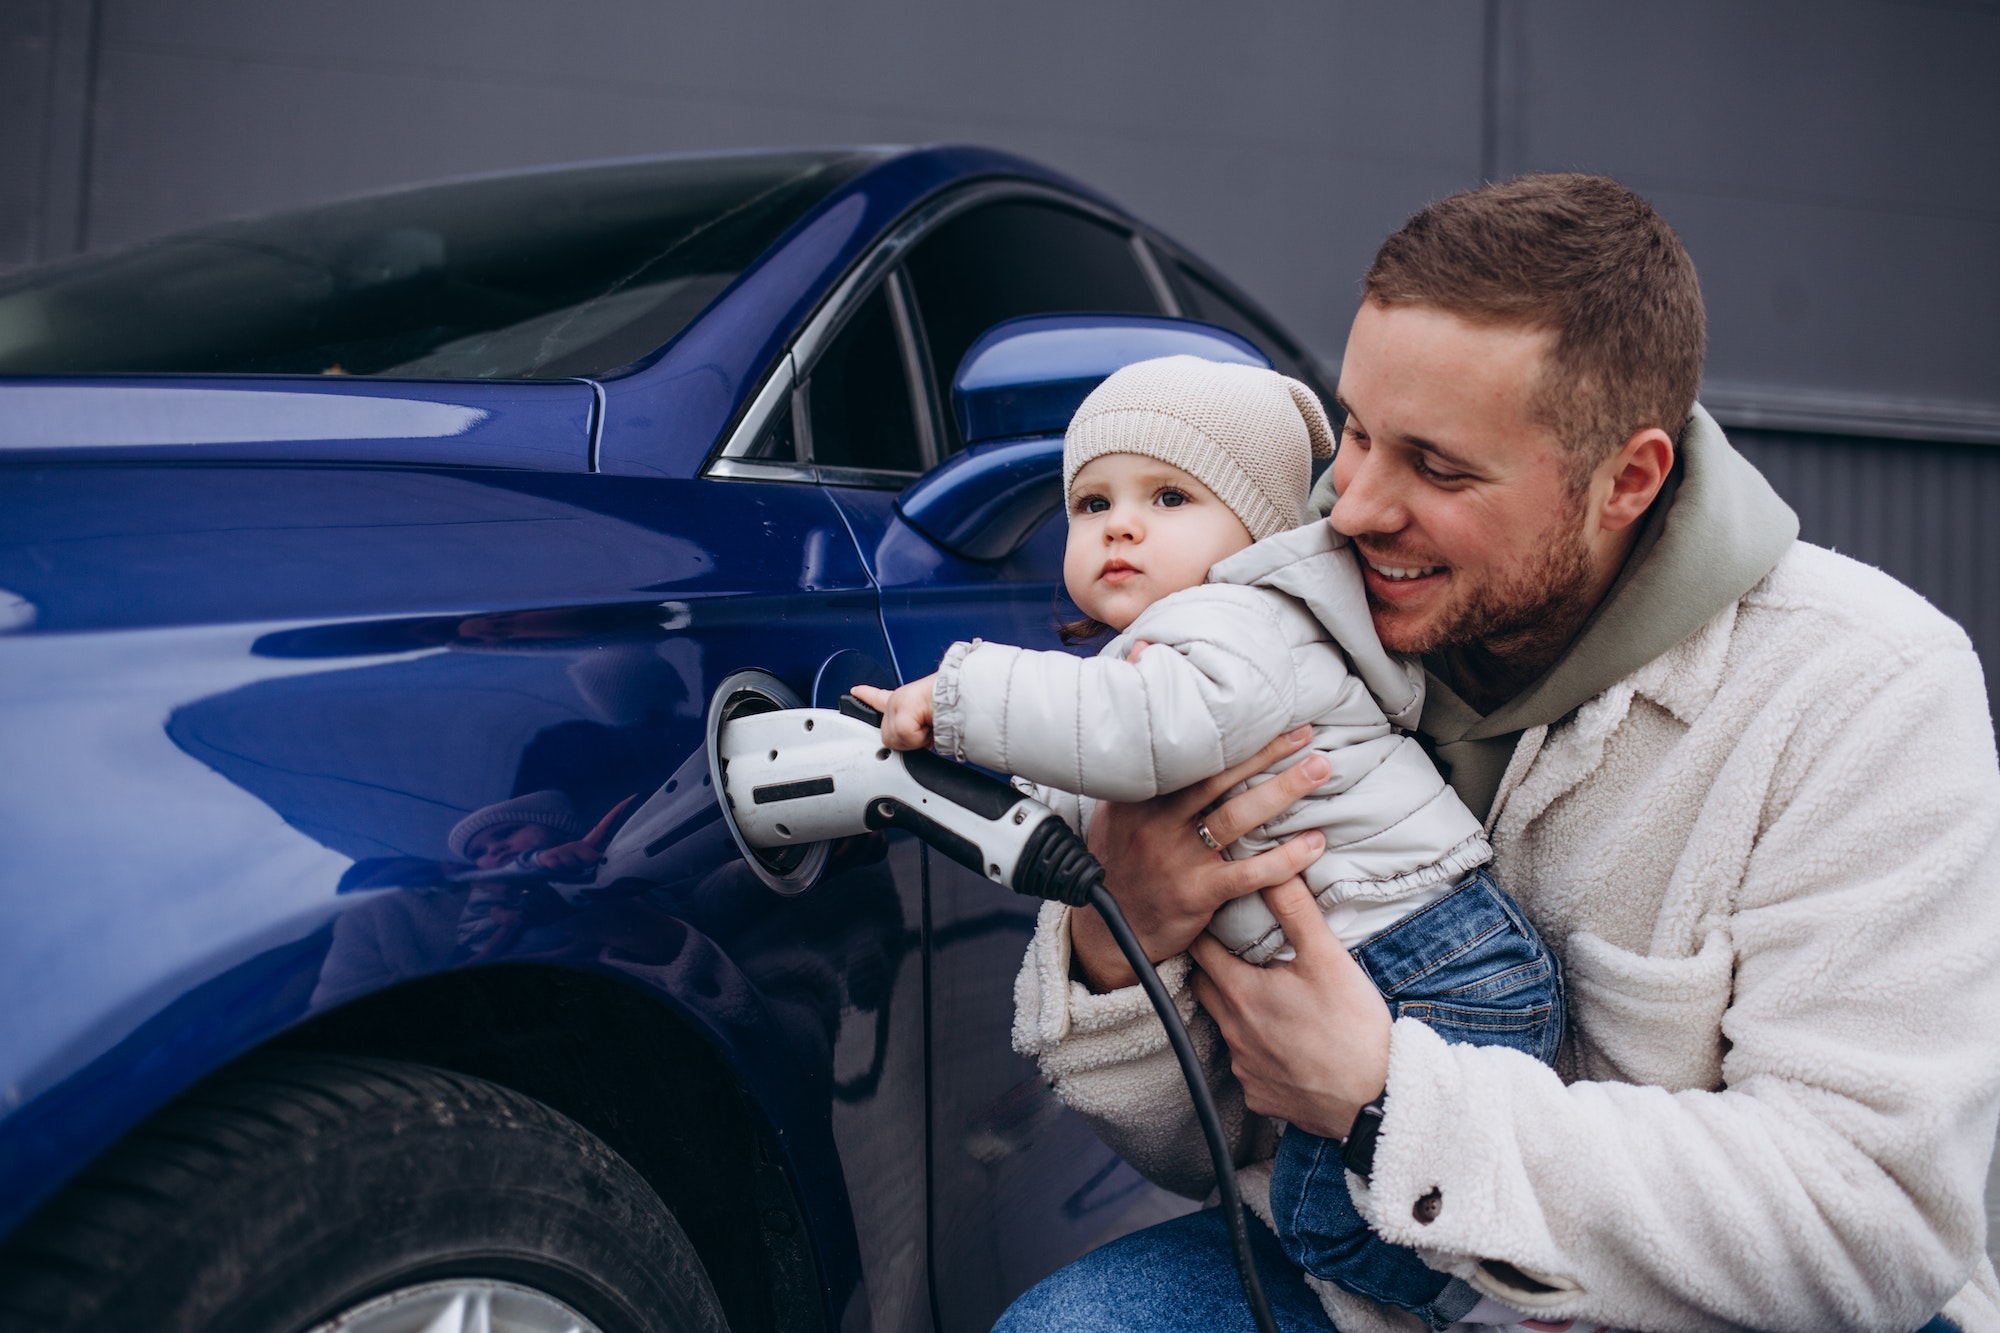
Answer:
[
  {"xmin": 1352, "ymin": 643, "xmax": 2000, "ymax": 1333},
  {"xmin": 932, "ymin": 585, "xmax": 1297, "ymax": 803},
  {"xmin": 1011, "ymin": 903, "xmax": 1273, "ymax": 1200}
]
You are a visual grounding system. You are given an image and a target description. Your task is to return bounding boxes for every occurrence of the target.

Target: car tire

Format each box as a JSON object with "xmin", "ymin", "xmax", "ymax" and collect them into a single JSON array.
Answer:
[{"xmin": 0, "ymin": 1052, "xmax": 729, "ymax": 1333}]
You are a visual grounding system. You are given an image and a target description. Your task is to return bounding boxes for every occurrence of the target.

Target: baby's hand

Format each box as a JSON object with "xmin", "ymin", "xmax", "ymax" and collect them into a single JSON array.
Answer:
[
  {"xmin": 529, "ymin": 794, "xmax": 639, "ymax": 875},
  {"xmin": 851, "ymin": 677, "xmax": 936, "ymax": 751}
]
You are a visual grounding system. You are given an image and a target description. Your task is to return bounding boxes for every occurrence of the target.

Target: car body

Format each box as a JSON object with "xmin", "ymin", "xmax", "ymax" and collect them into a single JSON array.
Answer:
[{"xmin": 0, "ymin": 146, "xmax": 1330, "ymax": 1332}]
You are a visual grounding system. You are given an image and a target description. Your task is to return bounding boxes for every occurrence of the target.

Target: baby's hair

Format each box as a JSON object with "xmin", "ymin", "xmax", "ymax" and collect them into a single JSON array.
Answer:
[
  {"xmin": 1058, "ymin": 614, "xmax": 1112, "ymax": 646},
  {"xmin": 1051, "ymin": 586, "xmax": 1111, "ymax": 646}
]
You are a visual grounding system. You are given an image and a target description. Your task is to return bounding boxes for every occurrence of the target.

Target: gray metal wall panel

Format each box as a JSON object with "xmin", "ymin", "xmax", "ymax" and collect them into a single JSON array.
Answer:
[
  {"xmin": 1734, "ymin": 428, "xmax": 2000, "ymax": 708},
  {"xmin": 1497, "ymin": 0, "xmax": 2000, "ymax": 425},
  {"xmin": 68, "ymin": 0, "xmax": 1487, "ymax": 367},
  {"xmin": 7, "ymin": 0, "xmax": 1997, "ymax": 438}
]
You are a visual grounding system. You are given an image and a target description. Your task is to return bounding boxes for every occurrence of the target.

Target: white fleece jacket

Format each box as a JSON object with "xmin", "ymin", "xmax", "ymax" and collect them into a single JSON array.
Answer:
[
  {"xmin": 930, "ymin": 520, "xmax": 1490, "ymax": 958},
  {"xmin": 1012, "ymin": 540, "xmax": 2000, "ymax": 1333}
]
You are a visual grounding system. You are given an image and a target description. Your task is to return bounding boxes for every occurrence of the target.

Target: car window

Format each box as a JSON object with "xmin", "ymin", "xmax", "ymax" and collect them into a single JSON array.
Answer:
[
  {"xmin": 1166, "ymin": 260, "xmax": 1333, "ymax": 407},
  {"xmin": 804, "ymin": 284, "xmax": 923, "ymax": 475},
  {"xmin": 0, "ymin": 151, "xmax": 878, "ymax": 380},
  {"xmin": 904, "ymin": 201, "xmax": 1161, "ymax": 454}
]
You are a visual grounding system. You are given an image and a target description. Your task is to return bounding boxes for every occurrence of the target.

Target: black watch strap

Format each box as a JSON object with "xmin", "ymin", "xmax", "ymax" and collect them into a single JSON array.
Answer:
[{"xmin": 1340, "ymin": 1091, "xmax": 1388, "ymax": 1182}]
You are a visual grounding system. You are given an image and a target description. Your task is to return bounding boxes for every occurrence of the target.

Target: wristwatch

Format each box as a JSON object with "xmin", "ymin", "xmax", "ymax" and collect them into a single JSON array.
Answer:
[{"xmin": 1340, "ymin": 1090, "xmax": 1388, "ymax": 1182}]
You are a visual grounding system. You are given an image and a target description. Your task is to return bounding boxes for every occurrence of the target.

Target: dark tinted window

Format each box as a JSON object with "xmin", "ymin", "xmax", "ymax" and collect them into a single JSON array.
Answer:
[
  {"xmin": 1167, "ymin": 261, "xmax": 1332, "ymax": 406},
  {"xmin": 806, "ymin": 285, "xmax": 922, "ymax": 474},
  {"xmin": 742, "ymin": 393, "xmax": 799, "ymax": 463},
  {"xmin": 905, "ymin": 201, "xmax": 1160, "ymax": 452},
  {"xmin": 0, "ymin": 151, "xmax": 877, "ymax": 380}
]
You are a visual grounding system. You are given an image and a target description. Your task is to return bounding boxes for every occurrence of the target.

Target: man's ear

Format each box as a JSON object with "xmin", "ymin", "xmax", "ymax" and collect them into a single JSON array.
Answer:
[{"xmin": 1596, "ymin": 427, "xmax": 1675, "ymax": 533}]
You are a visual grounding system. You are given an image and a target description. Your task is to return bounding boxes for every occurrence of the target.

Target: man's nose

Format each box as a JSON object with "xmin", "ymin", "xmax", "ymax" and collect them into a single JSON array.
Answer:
[{"xmin": 1329, "ymin": 451, "xmax": 1406, "ymax": 537}]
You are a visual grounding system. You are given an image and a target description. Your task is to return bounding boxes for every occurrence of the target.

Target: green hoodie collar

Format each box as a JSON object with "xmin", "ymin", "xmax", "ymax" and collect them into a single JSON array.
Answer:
[{"xmin": 1311, "ymin": 404, "xmax": 1798, "ymax": 817}]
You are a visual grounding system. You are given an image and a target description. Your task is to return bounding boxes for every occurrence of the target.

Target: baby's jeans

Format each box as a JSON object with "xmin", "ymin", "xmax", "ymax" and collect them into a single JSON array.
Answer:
[{"xmin": 1269, "ymin": 866, "xmax": 1564, "ymax": 1331}]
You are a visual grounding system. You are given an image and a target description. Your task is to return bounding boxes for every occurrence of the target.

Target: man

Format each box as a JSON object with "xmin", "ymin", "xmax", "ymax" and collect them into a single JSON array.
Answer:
[{"xmin": 997, "ymin": 176, "xmax": 2000, "ymax": 1332}]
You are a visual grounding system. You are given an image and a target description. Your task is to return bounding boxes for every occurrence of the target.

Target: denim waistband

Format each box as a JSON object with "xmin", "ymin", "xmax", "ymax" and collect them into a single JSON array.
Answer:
[{"xmin": 1349, "ymin": 866, "xmax": 1539, "ymax": 996}]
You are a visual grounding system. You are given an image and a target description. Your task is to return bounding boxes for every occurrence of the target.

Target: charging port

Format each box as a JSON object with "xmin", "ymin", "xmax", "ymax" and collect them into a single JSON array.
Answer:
[{"xmin": 706, "ymin": 669, "xmax": 830, "ymax": 894}]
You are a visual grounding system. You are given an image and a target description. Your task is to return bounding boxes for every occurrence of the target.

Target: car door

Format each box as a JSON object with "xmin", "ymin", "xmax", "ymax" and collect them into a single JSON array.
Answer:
[
  {"xmin": 706, "ymin": 181, "xmax": 1329, "ymax": 1330},
  {"xmin": 784, "ymin": 190, "xmax": 1203, "ymax": 1333}
]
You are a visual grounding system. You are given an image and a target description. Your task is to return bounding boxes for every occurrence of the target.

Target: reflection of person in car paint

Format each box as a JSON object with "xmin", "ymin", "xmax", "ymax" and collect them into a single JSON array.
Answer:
[
  {"xmin": 449, "ymin": 788, "xmax": 639, "ymax": 876},
  {"xmin": 447, "ymin": 791, "xmax": 640, "ymax": 957}
]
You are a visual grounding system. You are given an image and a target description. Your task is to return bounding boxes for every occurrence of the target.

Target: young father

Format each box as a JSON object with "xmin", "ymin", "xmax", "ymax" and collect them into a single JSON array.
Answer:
[{"xmin": 997, "ymin": 176, "xmax": 2000, "ymax": 1332}]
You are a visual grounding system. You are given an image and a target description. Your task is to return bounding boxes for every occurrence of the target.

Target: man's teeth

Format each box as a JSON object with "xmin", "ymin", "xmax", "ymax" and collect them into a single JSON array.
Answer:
[{"xmin": 1366, "ymin": 559, "xmax": 1442, "ymax": 581}]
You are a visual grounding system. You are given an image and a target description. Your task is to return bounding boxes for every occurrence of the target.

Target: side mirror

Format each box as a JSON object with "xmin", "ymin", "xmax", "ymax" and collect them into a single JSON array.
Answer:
[{"xmin": 897, "ymin": 315, "xmax": 1270, "ymax": 562}]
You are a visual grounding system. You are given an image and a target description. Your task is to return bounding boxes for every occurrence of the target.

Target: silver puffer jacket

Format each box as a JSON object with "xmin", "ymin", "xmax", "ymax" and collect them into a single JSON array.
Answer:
[{"xmin": 930, "ymin": 520, "xmax": 1490, "ymax": 958}]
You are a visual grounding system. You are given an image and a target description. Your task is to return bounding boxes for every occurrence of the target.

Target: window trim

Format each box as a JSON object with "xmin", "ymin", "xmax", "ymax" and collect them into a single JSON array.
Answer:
[
  {"xmin": 1141, "ymin": 233, "xmax": 1339, "ymax": 406},
  {"xmin": 704, "ymin": 180, "xmax": 1158, "ymax": 489}
]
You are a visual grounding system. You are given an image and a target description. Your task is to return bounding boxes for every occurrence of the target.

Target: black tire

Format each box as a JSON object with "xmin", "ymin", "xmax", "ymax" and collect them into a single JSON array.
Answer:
[{"xmin": 0, "ymin": 1053, "xmax": 729, "ymax": 1333}]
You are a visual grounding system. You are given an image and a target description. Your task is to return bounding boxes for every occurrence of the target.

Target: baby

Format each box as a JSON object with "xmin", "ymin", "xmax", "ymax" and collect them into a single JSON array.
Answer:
[
  {"xmin": 445, "ymin": 789, "xmax": 634, "ymax": 957},
  {"xmin": 856, "ymin": 355, "xmax": 1564, "ymax": 1331}
]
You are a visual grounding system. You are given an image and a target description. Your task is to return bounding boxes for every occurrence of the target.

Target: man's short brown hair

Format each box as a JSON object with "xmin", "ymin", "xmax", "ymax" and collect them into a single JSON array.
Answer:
[{"xmin": 1364, "ymin": 174, "xmax": 1705, "ymax": 478}]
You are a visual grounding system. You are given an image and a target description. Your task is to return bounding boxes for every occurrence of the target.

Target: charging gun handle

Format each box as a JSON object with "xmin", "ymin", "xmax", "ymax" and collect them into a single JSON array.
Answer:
[
  {"xmin": 837, "ymin": 694, "xmax": 1280, "ymax": 1333},
  {"xmin": 838, "ymin": 694, "xmax": 1102, "ymax": 907}
]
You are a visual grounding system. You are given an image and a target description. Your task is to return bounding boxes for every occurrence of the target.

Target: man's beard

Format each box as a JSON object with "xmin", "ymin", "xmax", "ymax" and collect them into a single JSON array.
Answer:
[{"xmin": 1366, "ymin": 496, "xmax": 1596, "ymax": 664}]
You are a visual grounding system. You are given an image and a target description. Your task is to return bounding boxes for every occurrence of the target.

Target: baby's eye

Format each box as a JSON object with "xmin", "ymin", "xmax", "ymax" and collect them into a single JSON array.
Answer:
[
  {"xmin": 1157, "ymin": 489, "xmax": 1188, "ymax": 508},
  {"xmin": 1076, "ymin": 494, "xmax": 1110, "ymax": 514}
]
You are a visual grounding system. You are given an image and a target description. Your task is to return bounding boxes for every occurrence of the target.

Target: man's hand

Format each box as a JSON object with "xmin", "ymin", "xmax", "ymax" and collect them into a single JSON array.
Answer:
[
  {"xmin": 1070, "ymin": 726, "xmax": 1331, "ymax": 991},
  {"xmin": 851, "ymin": 677, "xmax": 936, "ymax": 751},
  {"xmin": 1190, "ymin": 879, "xmax": 1392, "ymax": 1139}
]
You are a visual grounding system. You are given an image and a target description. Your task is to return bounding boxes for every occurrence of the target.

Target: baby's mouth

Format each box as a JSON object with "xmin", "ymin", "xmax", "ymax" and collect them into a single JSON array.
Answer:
[{"xmin": 1101, "ymin": 560, "xmax": 1140, "ymax": 582}]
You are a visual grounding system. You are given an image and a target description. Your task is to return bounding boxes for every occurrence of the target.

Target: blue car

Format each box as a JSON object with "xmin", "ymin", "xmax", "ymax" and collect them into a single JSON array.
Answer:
[{"xmin": 0, "ymin": 146, "xmax": 1330, "ymax": 1333}]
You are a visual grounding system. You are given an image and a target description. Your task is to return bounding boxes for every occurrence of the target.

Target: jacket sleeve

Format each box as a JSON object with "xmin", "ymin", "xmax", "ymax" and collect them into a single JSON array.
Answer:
[
  {"xmin": 932, "ymin": 586, "xmax": 1298, "ymax": 803},
  {"xmin": 1353, "ymin": 645, "xmax": 2000, "ymax": 1332},
  {"xmin": 1012, "ymin": 902, "xmax": 1275, "ymax": 1199}
]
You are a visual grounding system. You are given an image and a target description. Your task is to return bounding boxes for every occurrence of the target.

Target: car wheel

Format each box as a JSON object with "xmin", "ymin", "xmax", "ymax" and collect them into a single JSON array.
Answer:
[{"xmin": 0, "ymin": 1053, "xmax": 728, "ymax": 1333}]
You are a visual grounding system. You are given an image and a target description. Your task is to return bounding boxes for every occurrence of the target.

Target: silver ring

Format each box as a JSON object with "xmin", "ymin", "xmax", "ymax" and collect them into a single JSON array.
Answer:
[{"xmin": 1195, "ymin": 821, "xmax": 1223, "ymax": 852}]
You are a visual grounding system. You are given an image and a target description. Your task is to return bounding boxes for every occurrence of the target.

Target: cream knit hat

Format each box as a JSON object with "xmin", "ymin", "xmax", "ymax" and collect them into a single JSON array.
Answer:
[
  {"xmin": 1062, "ymin": 355, "xmax": 1336, "ymax": 542},
  {"xmin": 448, "ymin": 789, "xmax": 587, "ymax": 860}
]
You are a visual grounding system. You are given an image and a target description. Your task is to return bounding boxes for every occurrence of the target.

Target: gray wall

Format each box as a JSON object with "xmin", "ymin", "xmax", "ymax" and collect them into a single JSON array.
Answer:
[
  {"xmin": 8, "ymin": 0, "xmax": 1999, "ymax": 683},
  {"xmin": 5, "ymin": 0, "xmax": 1998, "ymax": 442},
  {"xmin": 5, "ymin": 0, "xmax": 2000, "ymax": 1265}
]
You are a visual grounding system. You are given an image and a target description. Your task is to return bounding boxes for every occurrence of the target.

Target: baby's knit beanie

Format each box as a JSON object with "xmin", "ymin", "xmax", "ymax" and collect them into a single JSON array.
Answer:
[
  {"xmin": 448, "ymin": 789, "xmax": 588, "ymax": 860},
  {"xmin": 1062, "ymin": 354, "xmax": 1336, "ymax": 542}
]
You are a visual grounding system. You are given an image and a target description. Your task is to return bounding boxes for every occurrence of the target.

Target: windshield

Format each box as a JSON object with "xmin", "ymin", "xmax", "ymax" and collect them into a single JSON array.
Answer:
[{"xmin": 0, "ymin": 150, "xmax": 879, "ymax": 380}]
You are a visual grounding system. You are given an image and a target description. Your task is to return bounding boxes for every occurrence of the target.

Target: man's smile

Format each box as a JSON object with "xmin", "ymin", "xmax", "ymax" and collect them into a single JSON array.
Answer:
[
  {"xmin": 1356, "ymin": 550, "xmax": 1447, "ymax": 603},
  {"xmin": 1363, "ymin": 558, "xmax": 1443, "ymax": 581}
]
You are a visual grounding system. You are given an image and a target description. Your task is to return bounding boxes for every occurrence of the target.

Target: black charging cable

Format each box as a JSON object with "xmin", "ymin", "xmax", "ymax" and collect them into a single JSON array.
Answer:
[
  {"xmin": 830, "ymin": 695, "xmax": 1279, "ymax": 1332},
  {"xmin": 1083, "ymin": 880, "xmax": 1282, "ymax": 1333}
]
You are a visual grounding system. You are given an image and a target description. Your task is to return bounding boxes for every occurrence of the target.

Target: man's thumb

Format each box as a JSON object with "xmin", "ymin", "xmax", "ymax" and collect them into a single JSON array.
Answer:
[{"xmin": 1265, "ymin": 879, "xmax": 1336, "ymax": 961}]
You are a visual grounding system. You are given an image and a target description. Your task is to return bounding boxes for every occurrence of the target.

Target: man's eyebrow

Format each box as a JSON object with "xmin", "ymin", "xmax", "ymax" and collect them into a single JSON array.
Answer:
[
  {"xmin": 1333, "ymin": 392, "xmax": 1483, "ymax": 474},
  {"xmin": 1404, "ymin": 436, "xmax": 1482, "ymax": 474}
]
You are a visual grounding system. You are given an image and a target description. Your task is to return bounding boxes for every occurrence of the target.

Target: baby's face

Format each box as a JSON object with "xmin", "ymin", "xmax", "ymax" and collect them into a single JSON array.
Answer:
[
  {"xmin": 466, "ymin": 821, "xmax": 557, "ymax": 869},
  {"xmin": 1063, "ymin": 454, "xmax": 1254, "ymax": 632}
]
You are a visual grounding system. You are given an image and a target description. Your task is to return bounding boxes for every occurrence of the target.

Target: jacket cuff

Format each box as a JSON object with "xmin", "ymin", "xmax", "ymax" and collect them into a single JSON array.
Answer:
[
  {"xmin": 1011, "ymin": 899, "xmax": 1194, "ymax": 1064},
  {"xmin": 1348, "ymin": 1018, "xmax": 1582, "ymax": 1309},
  {"xmin": 930, "ymin": 639, "xmax": 979, "ymax": 759}
]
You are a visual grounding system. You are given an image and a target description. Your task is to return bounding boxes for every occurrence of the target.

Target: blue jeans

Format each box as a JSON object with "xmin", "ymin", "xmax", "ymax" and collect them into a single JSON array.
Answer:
[
  {"xmin": 1270, "ymin": 868, "xmax": 1564, "ymax": 1329},
  {"xmin": 991, "ymin": 1207, "xmax": 1966, "ymax": 1333},
  {"xmin": 993, "ymin": 1207, "xmax": 1336, "ymax": 1333}
]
